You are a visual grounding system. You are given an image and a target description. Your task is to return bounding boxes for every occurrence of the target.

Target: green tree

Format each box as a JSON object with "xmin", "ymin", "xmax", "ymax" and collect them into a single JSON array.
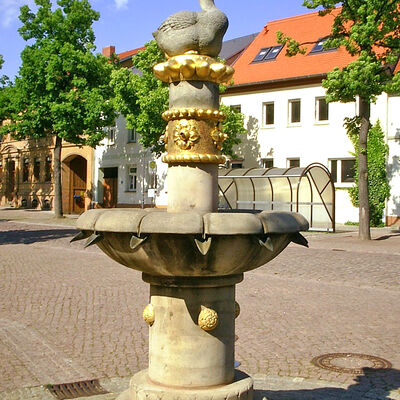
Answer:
[
  {"xmin": 277, "ymin": 1, "xmax": 400, "ymax": 239},
  {"xmin": 0, "ymin": 55, "xmax": 14, "ymax": 122},
  {"xmin": 111, "ymin": 40, "xmax": 246, "ymax": 157},
  {"xmin": 346, "ymin": 119, "xmax": 390, "ymax": 226},
  {"xmin": 0, "ymin": 0, "xmax": 116, "ymax": 218}
]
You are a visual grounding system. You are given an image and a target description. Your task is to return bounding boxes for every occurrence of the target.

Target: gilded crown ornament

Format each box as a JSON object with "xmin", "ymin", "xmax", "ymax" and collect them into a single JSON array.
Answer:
[{"xmin": 153, "ymin": 55, "xmax": 234, "ymax": 84}]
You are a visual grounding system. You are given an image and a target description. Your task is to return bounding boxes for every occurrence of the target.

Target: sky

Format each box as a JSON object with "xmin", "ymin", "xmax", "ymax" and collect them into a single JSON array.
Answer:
[{"xmin": 0, "ymin": 0, "xmax": 308, "ymax": 80}]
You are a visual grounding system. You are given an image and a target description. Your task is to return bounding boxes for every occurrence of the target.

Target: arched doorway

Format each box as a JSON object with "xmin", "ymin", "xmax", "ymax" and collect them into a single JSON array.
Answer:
[{"xmin": 62, "ymin": 155, "xmax": 87, "ymax": 214}]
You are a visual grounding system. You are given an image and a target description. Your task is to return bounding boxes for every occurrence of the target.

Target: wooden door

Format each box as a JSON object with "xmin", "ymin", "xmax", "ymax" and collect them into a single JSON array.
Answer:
[
  {"xmin": 102, "ymin": 167, "xmax": 118, "ymax": 208},
  {"xmin": 103, "ymin": 178, "xmax": 118, "ymax": 208},
  {"xmin": 70, "ymin": 156, "xmax": 87, "ymax": 214}
]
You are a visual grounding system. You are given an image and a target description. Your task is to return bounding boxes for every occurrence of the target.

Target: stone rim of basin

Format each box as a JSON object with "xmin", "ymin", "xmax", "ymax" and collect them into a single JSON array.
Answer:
[{"xmin": 75, "ymin": 208, "xmax": 309, "ymax": 236}]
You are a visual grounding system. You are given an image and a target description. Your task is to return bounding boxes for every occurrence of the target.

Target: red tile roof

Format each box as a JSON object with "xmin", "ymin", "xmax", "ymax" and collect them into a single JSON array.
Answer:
[
  {"xmin": 118, "ymin": 47, "xmax": 145, "ymax": 61},
  {"xmin": 231, "ymin": 8, "xmax": 357, "ymax": 86}
]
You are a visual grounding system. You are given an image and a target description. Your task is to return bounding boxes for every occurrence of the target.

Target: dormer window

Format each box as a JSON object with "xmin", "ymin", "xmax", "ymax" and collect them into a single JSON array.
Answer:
[
  {"xmin": 252, "ymin": 45, "xmax": 283, "ymax": 63},
  {"xmin": 309, "ymin": 37, "xmax": 336, "ymax": 54}
]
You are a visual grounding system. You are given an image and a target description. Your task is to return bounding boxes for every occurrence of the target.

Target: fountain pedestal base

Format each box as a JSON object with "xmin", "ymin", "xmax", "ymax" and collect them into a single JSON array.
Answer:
[{"xmin": 117, "ymin": 369, "xmax": 253, "ymax": 400}]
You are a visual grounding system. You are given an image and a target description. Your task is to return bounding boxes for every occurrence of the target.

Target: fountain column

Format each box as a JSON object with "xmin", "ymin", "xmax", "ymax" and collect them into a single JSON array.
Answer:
[{"xmin": 118, "ymin": 52, "xmax": 254, "ymax": 400}]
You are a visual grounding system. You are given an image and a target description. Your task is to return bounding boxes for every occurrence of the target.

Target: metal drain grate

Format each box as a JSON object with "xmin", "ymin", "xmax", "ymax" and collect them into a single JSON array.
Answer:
[
  {"xmin": 312, "ymin": 353, "xmax": 392, "ymax": 375},
  {"xmin": 46, "ymin": 379, "xmax": 109, "ymax": 399}
]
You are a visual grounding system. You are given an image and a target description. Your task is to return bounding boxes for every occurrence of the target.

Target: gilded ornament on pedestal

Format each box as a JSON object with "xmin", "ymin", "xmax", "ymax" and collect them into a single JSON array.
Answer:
[
  {"xmin": 235, "ymin": 301, "xmax": 240, "ymax": 319},
  {"xmin": 210, "ymin": 126, "xmax": 228, "ymax": 150},
  {"xmin": 143, "ymin": 304, "xmax": 155, "ymax": 327},
  {"xmin": 162, "ymin": 153, "xmax": 226, "ymax": 164},
  {"xmin": 160, "ymin": 126, "xmax": 168, "ymax": 151},
  {"xmin": 162, "ymin": 108, "xmax": 226, "ymax": 122},
  {"xmin": 153, "ymin": 54, "xmax": 234, "ymax": 84},
  {"xmin": 198, "ymin": 306, "xmax": 218, "ymax": 331},
  {"xmin": 174, "ymin": 120, "xmax": 200, "ymax": 150}
]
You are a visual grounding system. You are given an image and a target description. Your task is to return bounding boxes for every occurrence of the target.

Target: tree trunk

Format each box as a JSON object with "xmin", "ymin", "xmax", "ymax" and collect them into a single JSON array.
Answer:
[
  {"xmin": 53, "ymin": 135, "xmax": 63, "ymax": 218},
  {"xmin": 358, "ymin": 98, "xmax": 370, "ymax": 240}
]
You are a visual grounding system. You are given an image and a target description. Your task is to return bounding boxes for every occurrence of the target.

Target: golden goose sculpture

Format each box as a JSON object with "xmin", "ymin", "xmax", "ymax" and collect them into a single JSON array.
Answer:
[{"xmin": 153, "ymin": 0, "xmax": 228, "ymax": 57}]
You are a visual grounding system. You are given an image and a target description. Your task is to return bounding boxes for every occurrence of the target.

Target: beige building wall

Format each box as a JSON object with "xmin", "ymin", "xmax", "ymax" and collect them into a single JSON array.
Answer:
[{"xmin": 0, "ymin": 133, "xmax": 93, "ymax": 214}]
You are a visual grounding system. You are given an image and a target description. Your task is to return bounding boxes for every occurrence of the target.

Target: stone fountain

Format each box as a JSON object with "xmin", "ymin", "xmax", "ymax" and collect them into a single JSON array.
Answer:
[{"xmin": 74, "ymin": 2, "xmax": 308, "ymax": 399}]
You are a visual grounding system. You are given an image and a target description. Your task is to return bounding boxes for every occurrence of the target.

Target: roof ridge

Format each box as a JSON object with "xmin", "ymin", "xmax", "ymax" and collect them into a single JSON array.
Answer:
[{"xmin": 263, "ymin": 7, "xmax": 340, "ymax": 29}]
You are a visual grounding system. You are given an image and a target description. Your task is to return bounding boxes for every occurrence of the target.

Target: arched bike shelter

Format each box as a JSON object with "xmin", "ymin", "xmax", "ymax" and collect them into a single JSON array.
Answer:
[{"xmin": 218, "ymin": 163, "xmax": 335, "ymax": 231}]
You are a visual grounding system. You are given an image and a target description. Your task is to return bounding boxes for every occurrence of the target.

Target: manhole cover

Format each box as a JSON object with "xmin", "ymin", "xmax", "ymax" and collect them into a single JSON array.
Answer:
[
  {"xmin": 312, "ymin": 353, "xmax": 392, "ymax": 375},
  {"xmin": 46, "ymin": 379, "xmax": 109, "ymax": 399}
]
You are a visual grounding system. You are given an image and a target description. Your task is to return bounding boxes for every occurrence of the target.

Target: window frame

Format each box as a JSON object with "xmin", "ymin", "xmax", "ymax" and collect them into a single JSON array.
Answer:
[
  {"xmin": 45, "ymin": 156, "xmax": 52, "ymax": 182},
  {"xmin": 252, "ymin": 45, "xmax": 283, "ymax": 63},
  {"xmin": 230, "ymin": 159, "xmax": 244, "ymax": 169},
  {"xmin": 287, "ymin": 158, "xmax": 300, "ymax": 168},
  {"xmin": 262, "ymin": 158, "xmax": 274, "ymax": 168},
  {"xmin": 230, "ymin": 104, "xmax": 242, "ymax": 113},
  {"xmin": 329, "ymin": 158, "xmax": 356, "ymax": 186},
  {"xmin": 288, "ymin": 99, "xmax": 301, "ymax": 125},
  {"xmin": 315, "ymin": 97, "xmax": 329, "ymax": 123},
  {"xmin": 107, "ymin": 126, "xmax": 116, "ymax": 146},
  {"xmin": 263, "ymin": 102, "xmax": 275, "ymax": 127},
  {"xmin": 127, "ymin": 165, "xmax": 138, "ymax": 192},
  {"xmin": 23, "ymin": 158, "xmax": 30, "ymax": 183},
  {"xmin": 33, "ymin": 158, "xmax": 41, "ymax": 182},
  {"xmin": 127, "ymin": 128, "xmax": 137, "ymax": 143},
  {"xmin": 309, "ymin": 37, "xmax": 337, "ymax": 54}
]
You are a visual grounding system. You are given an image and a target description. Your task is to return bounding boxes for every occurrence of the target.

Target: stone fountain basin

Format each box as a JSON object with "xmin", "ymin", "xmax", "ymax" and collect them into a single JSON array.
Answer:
[{"xmin": 76, "ymin": 209, "xmax": 308, "ymax": 277}]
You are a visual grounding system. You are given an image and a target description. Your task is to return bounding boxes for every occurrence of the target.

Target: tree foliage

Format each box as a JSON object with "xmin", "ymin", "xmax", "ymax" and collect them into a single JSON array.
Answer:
[
  {"xmin": 346, "ymin": 119, "xmax": 390, "ymax": 226},
  {"xmin": 0, "ymin": 55, "xmax": 14, "ymax": 122},
  {"xmin": 1, "ymin": 0, "xmax": 116, "ymax": 145},
  {"xmin": 277, "ymin": 0, "xmax": 400, "ymax": 238},
  {"xmin": 111, "ymin": 40, "xmax": 246, "ymax": 157}
]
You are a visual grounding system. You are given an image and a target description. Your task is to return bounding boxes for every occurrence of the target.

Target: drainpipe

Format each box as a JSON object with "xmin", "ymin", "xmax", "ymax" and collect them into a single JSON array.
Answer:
[
  {"xmin": 141, "ymin": 150, "xmax": 146, "ymax": 209},
  {"xmin": 385, "ymin": 93, "xmax": 389, "ymax": 226}
]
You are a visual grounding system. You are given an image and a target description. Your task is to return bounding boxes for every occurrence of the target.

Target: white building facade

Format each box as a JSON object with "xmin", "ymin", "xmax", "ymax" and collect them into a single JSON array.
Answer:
[
  {"xmin": 219, "ymin": 9, "xmax": 400, "ymax": 226},
  {"xmin": 222, "ymin": 87, "xmax": 400, "ymax": 224},
  {"xmin": 92, "ymin": 114, "xmax": 168, "ymax": 209}
]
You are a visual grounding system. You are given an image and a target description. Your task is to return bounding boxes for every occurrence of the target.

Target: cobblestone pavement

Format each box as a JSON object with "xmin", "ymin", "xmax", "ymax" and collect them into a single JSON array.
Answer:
[{"xmin": 0, "ymin": 209, "xmax": 399, "ymax": 399}]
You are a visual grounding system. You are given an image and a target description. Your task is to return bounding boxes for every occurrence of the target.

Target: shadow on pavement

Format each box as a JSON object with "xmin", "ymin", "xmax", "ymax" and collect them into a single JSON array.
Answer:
[
  {"xmin": 374, "ymin": 234, "xmax": 400, "ymax": 241},
  {"xmin": 255, "ymin": 368, "xmax": 400, "ymax": 400},
  {"xmin": 0, "ymin": 227, "xmax": 76, "ymax": 245}
]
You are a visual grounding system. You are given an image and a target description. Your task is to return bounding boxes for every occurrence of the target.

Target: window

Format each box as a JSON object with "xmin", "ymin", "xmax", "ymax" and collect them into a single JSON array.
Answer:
[
  {"xmin": 287, "ymin": 158, "xmax": 300, "ymax": 168},
  {"xmin": 316, "ymin": 97, "xmax": 329, "ymax": 121},
  {"xmin": 230, "ymin": 105, "xmax": 241, "ymax": 113},
  {"xmin": 262, "ymin": 158, "xmax": 274, "ymax": 168},
  {"xmin": 230, "ymin": 159, "xmax": 243, "ymax": 169},
  {"xmin": 128, "ymin": 129, "xmax": 137, "ymax": 143},
  {"xmin": 23, "ymin": 158, "xmax": 29, "ymax": 182},
  {"xmin": 253, "ymin": 48, "xmax": 270, "ymax": 62},
  {"xmin": 127, "ymin": 165, "xmax": 137, "ymax": 191},
  {"xmin": 330, "ymin": 159, "xmax": 356, "ymax": 183},
  {"xmin": 264, "ymin": 45, "xmax": 283, "ymax": 60},
  {"xmin": 252, "ymin": 45, "xmax": 283, "ymax": 62},
  {"xmin": 289, "ymin": 99, "xmax": 301, "ymax": 124},
  {"xmin": 107, "ymin": 126, "xmax": 116, "ymax": 145},
  {"xmin": 33, "ymin": 158, "xmax": 40, "ymax": 182},
  {"xmin": 45, "ymin": 156, "xmax": 52, "ymax": 182},
  {"xmin": 309, "ymin": 37, "xmax": 336, "ymax": 54},
  {"xmin": 263, "ymin": 102, "xmax": 274, "ymax": 126}
]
